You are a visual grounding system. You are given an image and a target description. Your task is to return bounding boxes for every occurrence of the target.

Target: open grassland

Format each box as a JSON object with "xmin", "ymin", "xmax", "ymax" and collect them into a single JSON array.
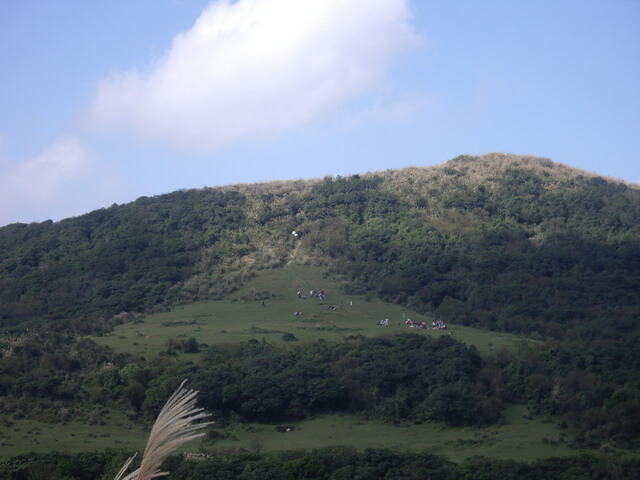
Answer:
[
  {"xmin": 209, "ymin": 405, "xmax": 581, "ymax": 463},
  {"xmin": 0, "ymin": 413, "xmax": 150, "ymax": 457},
  {"xmin": 1, "ymin": 406, "xmax": 596, "ymax": 462},
  {"xmin": 92, "ymin": 263, "xmax": 528, "ymax": 358}
]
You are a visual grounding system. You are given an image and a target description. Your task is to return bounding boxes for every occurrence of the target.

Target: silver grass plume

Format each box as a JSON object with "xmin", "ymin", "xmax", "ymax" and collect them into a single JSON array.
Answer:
[{"xmin": 114, "ymin": 380, "xmax": 212, "ymax": 480}]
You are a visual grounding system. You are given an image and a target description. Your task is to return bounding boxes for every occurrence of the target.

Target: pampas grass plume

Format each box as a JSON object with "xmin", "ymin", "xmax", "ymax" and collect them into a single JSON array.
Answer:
[{"xmin": 114, "ymin": 380, "xmax": 212, "ymax": 480}]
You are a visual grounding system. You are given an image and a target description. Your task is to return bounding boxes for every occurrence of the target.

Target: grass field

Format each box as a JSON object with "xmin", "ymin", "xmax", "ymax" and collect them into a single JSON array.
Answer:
[
  {"xmin": 92, "ymin": 263, "xmax": 528, "ymax": 358},
  {"xmin": 0, "ymin": 406, "xmax": 584, "ymax": 462},
  {"xmin": 208, "ymin": 405, "xmax": 580, "ymax": 463},
  {"xmin": 0, "ymin": 412, "xmax": 150, "ymax": 457}
]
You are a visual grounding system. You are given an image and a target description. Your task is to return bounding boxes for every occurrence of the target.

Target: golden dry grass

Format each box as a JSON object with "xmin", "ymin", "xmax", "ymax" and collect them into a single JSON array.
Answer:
[{"xmin": 114, "ymin": 381, "xmax": 211, "ymax": 480}]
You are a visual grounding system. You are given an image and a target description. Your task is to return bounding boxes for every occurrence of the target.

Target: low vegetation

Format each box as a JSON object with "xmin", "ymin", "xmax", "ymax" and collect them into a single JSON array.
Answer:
[{"xmin": 3, "ymin": 447, "xmax": 640, "ymax": 480}]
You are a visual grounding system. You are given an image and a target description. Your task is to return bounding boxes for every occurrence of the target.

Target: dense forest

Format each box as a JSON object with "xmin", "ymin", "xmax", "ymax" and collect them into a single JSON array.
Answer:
[{"xmin": 1, "ymin": 153, "xmax": 640, "ymax": 476}]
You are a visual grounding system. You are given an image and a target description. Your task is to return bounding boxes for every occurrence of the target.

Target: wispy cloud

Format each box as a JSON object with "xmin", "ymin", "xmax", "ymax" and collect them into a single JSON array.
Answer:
[
  {"xmin": 2, "ymin": 136, "xmax": 94, "ymax": 195},
  {"xmin": 0, "ymin": 136, "xmax": 129, "ymax": 225},
  {"xmin": 85, "ymin": 0, "xmax": 421, "ymax": 151}
]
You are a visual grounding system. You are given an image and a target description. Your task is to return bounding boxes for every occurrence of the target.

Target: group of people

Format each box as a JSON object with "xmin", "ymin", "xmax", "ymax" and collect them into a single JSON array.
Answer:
[
  {"xmin": 431, "ymin": 318, "xmax": 447, "ymax": 329},
  {"xmin": 289, "ymin": 289, "xmax": 448, "ymax": 332},
  {"xmin": 403, "ymin": 317, "xmax": 447, "ymax": 330},
  {"xmin": 297, "ymin": 289, "xmax": 327, "ymax": 300},
  {"xmin": 293, "ymin": 289, "xmax": 331, "ymax": 316},
  {"xmin": 310, "ymin": 289, "xmax": 326, "ymax": 300}
]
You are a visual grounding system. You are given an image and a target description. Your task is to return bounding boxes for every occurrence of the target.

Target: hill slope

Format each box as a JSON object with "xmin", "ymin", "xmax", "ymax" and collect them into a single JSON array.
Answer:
[
  {"xmin": 1, "ymin": 153, "xmax": 638, "ymax": 340},
  {"xmin": 1, "ymin": 153, "xmax": 640, "ymax": 455}
]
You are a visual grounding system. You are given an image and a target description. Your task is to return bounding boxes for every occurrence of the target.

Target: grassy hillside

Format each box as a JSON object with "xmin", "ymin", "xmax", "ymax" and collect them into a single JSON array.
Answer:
[
  {"xmin": 1, "ymin": 153, "xmax": 640, "ymax": 477},
  {"xmin": 93, "ymin": 263, "xmax": 527, "ymax": 357},
  {"xmin": 1, "ymin": 153, "xmax": 638, "ymax": 339}
]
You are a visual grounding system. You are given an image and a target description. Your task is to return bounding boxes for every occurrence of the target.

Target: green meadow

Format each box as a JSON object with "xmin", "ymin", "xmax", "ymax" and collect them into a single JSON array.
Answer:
[
  {"xmin": 1, "ymin": 406, "xmax": 582, "ymax": 463},
  {"xmin": 0, "ymin": 412, "xmax": 150, "ymax": 457},
  {"xmin": 209, "ymin": 405, "xmax": 578, "ymax": 463},
  {"xmin": 93, "ymin": 263, "xmax": 528, "ymax": 358}
]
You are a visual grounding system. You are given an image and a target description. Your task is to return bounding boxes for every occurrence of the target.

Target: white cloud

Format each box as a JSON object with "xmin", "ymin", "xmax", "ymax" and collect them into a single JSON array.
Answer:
[
  {"xmin": 0, "ymin": 136, "xmax": 127, "ymax": 225},
  {"xmin": 2, "ymin": 135, "xmax": 94, "ymax": 198},
  {"xmin": 86, "ymin": 0, "xmax": 421, "ymax": 151}
]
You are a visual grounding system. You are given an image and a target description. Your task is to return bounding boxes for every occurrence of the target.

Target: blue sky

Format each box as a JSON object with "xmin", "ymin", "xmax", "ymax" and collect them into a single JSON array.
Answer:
[{"xmin": 1, "ymin": 0, "xmax": 638, "ymax": 226}]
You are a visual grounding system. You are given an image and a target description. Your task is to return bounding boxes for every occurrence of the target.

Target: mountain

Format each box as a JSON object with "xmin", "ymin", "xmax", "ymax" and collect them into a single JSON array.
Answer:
[
  {"xmin": 1, "ymin": 153, "xmax": 638, "ymax": 340},
  {"xmin": 2, "ymin": 153, "xmax": 640, "ymax": 463}
]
